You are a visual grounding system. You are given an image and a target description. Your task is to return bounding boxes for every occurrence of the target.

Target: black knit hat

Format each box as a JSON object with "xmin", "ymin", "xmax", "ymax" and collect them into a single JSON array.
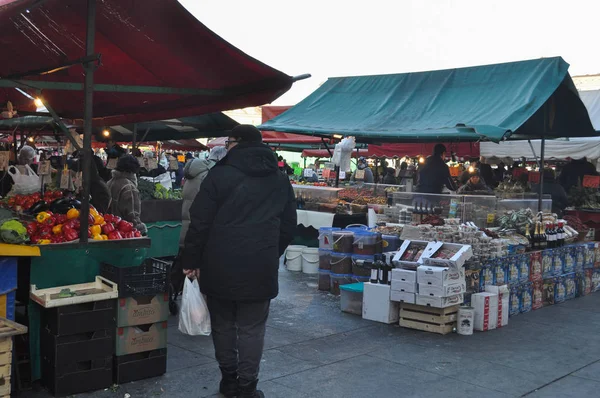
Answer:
[
  {"xmin": 230, "ymin": 124, "xmax": 263, "ymax": 143},
  {"xmin": 433, "ymin": 144, "xmax": 447, "ymax": 157},
  {"xmin": 116, "ymin": 154, "xmax": 140, "ymax": 173}
]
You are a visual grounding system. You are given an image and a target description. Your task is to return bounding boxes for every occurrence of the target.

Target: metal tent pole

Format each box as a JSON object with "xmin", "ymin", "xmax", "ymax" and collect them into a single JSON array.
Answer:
[
  {"xmin": 538, "ymin": 135, "xmax": 545, "ymax": 212},
  {"xmin": 80, "ymin": 0, "xmax": 97, "ymax": 243},
  {"xmin": 132, "ymin": 123, "xmax": 137, "ymax": 150}
]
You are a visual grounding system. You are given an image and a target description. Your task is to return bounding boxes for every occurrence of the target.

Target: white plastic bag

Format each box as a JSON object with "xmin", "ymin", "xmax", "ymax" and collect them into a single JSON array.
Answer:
[
  {"xmin": 7, "ymin": 164, "xmax": 40, "ymax": 195},
  {"xmin": 178, "ymin": 278, "xmax": 211, "ymax": 336}
]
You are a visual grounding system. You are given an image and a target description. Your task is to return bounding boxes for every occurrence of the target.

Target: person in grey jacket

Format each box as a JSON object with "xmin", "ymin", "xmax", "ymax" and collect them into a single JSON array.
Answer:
[
  {"xmin": 107, "ymin": 155, "xmax": 147, "ymax": 235},
  {"xmin": 178, "ymin": 146, "xmax": 227, "ymax": 247}
]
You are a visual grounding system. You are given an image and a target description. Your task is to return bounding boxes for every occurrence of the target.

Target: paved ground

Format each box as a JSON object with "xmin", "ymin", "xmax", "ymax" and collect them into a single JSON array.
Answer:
[{"xmin": 22, "ymin": 265, "xmax": 600, "ymax": 398}]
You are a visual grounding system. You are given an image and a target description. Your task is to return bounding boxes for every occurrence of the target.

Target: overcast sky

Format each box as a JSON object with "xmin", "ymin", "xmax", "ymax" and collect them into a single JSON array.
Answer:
[{"xmin": 180, "ymin": 0, "xmax": 600, "ymax": 106}]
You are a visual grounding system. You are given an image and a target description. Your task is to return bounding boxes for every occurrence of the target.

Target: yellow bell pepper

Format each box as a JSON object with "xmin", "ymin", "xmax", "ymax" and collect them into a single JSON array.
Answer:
[
  {"xmin": 89, "ymin": 207, "xmax": 99, "ymax": 217},
  {"xmin": 93, "ymin": 215, "xmax": 104, "ymax": 226},
  {"xmin": 36, "ymin": 211, "xmax": 52, "ymax": 224},
  {"xmin": 92, "ymin": 234, "xmax": 104, "ymax": 241},
  {"xmin": 67, "ymin": 208, "xmax": 80, "ymax": 220},
  {"xmin": 101, "ymin": 234, "xmax": 108, "ymax": 240},
  {"xmin": 52, "ymin": 224, "xmax": 63, "ymax": 235},
  {"xmin": 38, "ymin": 239, "xmax": 51, "ymax": 245},
  {"xmin": 90, "ymin": 225, "xmax": 102, "ymax": 236}
]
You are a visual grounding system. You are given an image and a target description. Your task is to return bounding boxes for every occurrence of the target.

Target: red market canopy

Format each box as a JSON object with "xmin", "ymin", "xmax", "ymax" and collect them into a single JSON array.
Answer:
[
  {"xmin": 160, "ymin": 139, "xmax": 208, "ymax": 152},
  {"xmin": 302, "ymin": 148, "xmax": 369, "ymax": 158},
  {"xmin": 261, "ymin": 106, "xmax": 323, "ymax": 144},
  {"xmin": 0, "ymin": 0, "xmax": 296, "ymax": 126},
  {"xmin": 367, "ymin": 142, "xmax": 480, "ymax": 158}
]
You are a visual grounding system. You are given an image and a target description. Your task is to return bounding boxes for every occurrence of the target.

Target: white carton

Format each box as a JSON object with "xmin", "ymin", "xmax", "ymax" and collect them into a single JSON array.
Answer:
[
  {"xmin": 392, "ymin": 240, "xmax": 432, "ymax": 270},
  {"xmin": 390, "ymin": 290, "xmax": 416, "ymax": 304},
  {"xmin": 485, "ymin": 285, "xmax": 509, "ymax": 327},
  {"xmin": 417, "ymin": 265, "xmax": 465, "ymax": 287},
  {"xmin": 415, "ymin": 293, "xmax": 463, "ymax": 308},
  {"xmin": 391, "ymin": 268, "xmax": 416, "ymax": 283},
  {"xmin": 418, "ymin": 281, "xmax": 466, "ymax": 297},
  {"xmin": 391, "ymin": 280, "xmax": 418, "ymax": 293},
  {"xmin": 472, "ymin": 292, "xmax": 499, "ymax": 331},
  {"xmin": 363, "ymin": 283, "xmax": 399, "ymax": 324},
  {"xmin": 421, "ymin": 242, "xmax": 474, "ymax": 270}
]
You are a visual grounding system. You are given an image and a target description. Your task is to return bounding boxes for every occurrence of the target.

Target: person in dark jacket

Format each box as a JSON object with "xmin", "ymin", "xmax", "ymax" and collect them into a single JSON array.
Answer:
[
  {"xmin": 559, "ymin": 157, "xmax": 598, "ymax": 194},
  {"xmin": 478, "ymin": 156, "xmax": 496, "ymax": 188},
  {"xmin": 457, "ymin": 168, "xmax": 493, "ymax": 195},
  {"xmin": 533, "ymin": 169, "xmax": 569, "ymax": 217},
  {"xmin": 382, "ymin": 167, "xmax": 397, "ymax": 185},
  {"xmin": 350, "ymin": 157, "xmax": 374, "ymax": 183},
  {"xmin": 417, "ymin": 144, "xmax": 458, "ymax": 194},
  {"xmin": 107, "ymin": 155, "xmax": 147, "ymax": 235},
  {"xmin": 70, "ymin": 153, "xmax": 111, "ymax": 214},
  {"xmin": 182, "ymin": 125, "xmax": 296, "ymax": 398}
]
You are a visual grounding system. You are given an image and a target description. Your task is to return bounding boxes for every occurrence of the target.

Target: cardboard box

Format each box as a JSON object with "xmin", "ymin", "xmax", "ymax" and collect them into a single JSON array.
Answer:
[
  {"xmin": 421, "ymin": 242, "xmax": 473, "ymax": 270},
  {"xmin": 116, "ymin": 322, "xmax": 168, "ymax": 356},
  {"xmin": 472, "ymin": 292, "xmax": 498, "ymax": 331},
  {"xmin": 391, "ymin": 268, "xmax": 417, "ymax": 283},
  {"xmin": 417, "ymin": 265, "xmax": 465, "ymax": 287},
  {"xmin": 418, "ymin": 281, "xmax": 466, "ymax": 297},
  {"xmin": 117, "ymin": 294, "xmax": 170, "ymax": 327},
  {"xmin": 392, "ymin": 240, "xmax": 432, "ymax": 270},
  {"xmin": 391, "ymin": 280, "xmax": 417, "ymax": 293},
  {"xmin": 415, "ymin": 293, "xmax": 463, "ymax": 308},
  {"xmin": 362, "ymin": 283, "xmax": 399, "ymax": 324},
  {"xmin": 485, "ymin": 285, "xmax": 509, "ymax": 327},
  {"xmin": 390, "ymin": 290, "xmax": 416, "ymax": 304}
]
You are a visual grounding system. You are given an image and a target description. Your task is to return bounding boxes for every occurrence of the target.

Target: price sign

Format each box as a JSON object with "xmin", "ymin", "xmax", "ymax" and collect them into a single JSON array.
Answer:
[
  {"xmin": 74, "ymin": 172, "xmax": 82, "ymax": 189},
  {"xmin": 169, "ymin": 158, "xmax": 179, "ymax": 171},
  {"xmin": 329, "ymin": 171, "xmax": 337, "ymax": 180},
  {"xmin": 177, "ymin": 155, "xmax": 185, "ymax": 163},
  {"xmin": 528, "ymin": 171, "xmax": 540, "ymax": 184},
  {"xmin": 147, "ymin": 158, "xmax": 158, "ymax": 170},
  {"xmin": 449, "ymin": 167, "xmax": 460, "ymax": 177},
  {"xmin": 355, "ymin": 169, "xmax": 365, "ymax": 180},
  {"xmin": 322, "ymin": 169, "xmax": 331, "ymax": 179},
  {"xmin": 303, "ymin": 169, "xmax": 313, "ymax": 177},
  {"xmin": 106, "ymin": 158, "xmax": 118, "ymax": 170},
  {"xmin": 60, "ymin": 170, "xmax": 71, "ymax": 190},
  {"xmin": 339, "ymin": 171, "xmax": 346, "ymax": 179},
  {"xmin": 582, "ymin": 175, "xmax": 600, "ymax": 188},
  {"xmin": 38, "ymin": 161, "xmax": 51, "ymax": 175},
  {"xmin": 487, "ymin": 213, "xmax": 496, "ymax": 224},
  {"xmin": 0, "ymin": 151, "xmax": 8, "ymax": 171}
]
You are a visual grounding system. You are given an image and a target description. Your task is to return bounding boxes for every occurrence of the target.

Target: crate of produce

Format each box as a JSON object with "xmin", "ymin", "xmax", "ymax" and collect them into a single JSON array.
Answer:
[
  {"xmin": 117, "ymin": 293, "xmax": 169, "ymax": 327},
  {"xmin": 101, "ymin": 258, "xmax": 170, "ymax": 298},
  {"xmin": 114, "ymin": 348, "xmax": 167, "ymax": 384},
  {"xmin": 42, "ymin": 357, "xmax": 112, "ymax": 397},
  {"xmin": 0, "ymin": 291, "xmax": 15, "ymax": 321},
  {"xmin": 41, "ymin": 328, "xmax": 114, "ymax": 370},
  {"xmin": 116, "ymin": 321, "xmax": 168, "ymax": 356},
  {"xmin": 0, "ymin": 258, "xmax": 17, "ymax": 293},
  {"xmin": 399, "ymin": 303, "xmax": 459, "ymax": 335},
  {"xmin": 0, "ymin": 318, "xmax": 27, "ymax": 398},
  {"xmin": 30, "ymin": 276, "xmax": 118, "ymax": 308},
  {"xmin": 41, "ymin": 299, "xmax": 116, "ymax": 336}
]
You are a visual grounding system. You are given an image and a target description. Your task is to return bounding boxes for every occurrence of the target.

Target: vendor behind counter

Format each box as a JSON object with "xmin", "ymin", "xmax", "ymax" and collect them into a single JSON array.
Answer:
[{"xmin": 532, "ymin": 168, "xmax": 568, "ymax": 217}]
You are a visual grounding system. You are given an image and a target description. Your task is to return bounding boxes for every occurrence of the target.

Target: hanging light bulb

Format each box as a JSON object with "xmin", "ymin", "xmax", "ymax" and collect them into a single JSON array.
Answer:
[
  {"xmin": 34, "ymin": 98, "xmax": 43, "ymax": 108},
  {"xmin": 102, "ymin": 129, "xmax": 110, "ymax": 137},
  {"xmin": 418, "ymin": 156, "xmax": 425, "ymax": 164},
  {"xmin": 468, "ymin": 166, "xmax": 475, "ymax": 173},
  {"xmin": 28, "ymin": 137, "xmax": 34, "ymax": 143}
]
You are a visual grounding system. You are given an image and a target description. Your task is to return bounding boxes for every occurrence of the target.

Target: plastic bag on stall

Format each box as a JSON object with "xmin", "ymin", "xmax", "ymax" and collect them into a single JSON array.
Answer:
[
  {"xmin": 140, "ymin": 172, "xmax": 172, "ymax": 191},
  {"xmin": 6, "ymin": 164, "xmax": 40, "ymax": 195},
  {"xmin": 332, "ymin": 137, "xmax": 356, "ymax": 172},
  {"xmin": 178, "ymin": 278, "xmax": 211, "ymax": 336}
]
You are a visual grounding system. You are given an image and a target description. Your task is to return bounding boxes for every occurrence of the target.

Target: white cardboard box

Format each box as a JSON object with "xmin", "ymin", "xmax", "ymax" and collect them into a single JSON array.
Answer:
[
  {"xmin": 392, "ymin": 240, "xmax": 432, "ymax": 269},
  {"xmin": 417, "ymin": 265, "xmax": 465, "ymax": 287},
  {"xmin": 390, "ymin": 290, "xmax": 416, "ymax": 304},
  {"xmin": 363, "ymin": 283, "xmax": 400, "ymax": 324},
  {"xmin": 421, "ymin": 242, "xmax": 474, "ymax": 270},
  {"xmin": 391, "ymin": 280, "xmax": 418, "ymax": 293},
  {"xmin": 472, "ymin": 292, "xmax": 499, "ymax": 331},
  {"xmin": 485, "ymin": 285, "xmax": 509, "ymax": 327},
  {"xmin": 415, "ymin": 293, "xmax": 463, "ymax": 308},
  {"xmin": 391, "ymin": 268, "xmax": 417, "ymax": 283},
  {"xmin": 418, "ymin": 281, "xmax": 466, "ymax": 297}
]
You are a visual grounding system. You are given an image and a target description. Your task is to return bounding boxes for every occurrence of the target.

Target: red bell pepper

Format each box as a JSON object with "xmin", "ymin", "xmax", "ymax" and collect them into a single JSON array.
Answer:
[
  {"xmin": 133, "ymin": 230, "xmax": 142, "ymax": 238},
  {"xmin": 26, "ymin": 222, "xmax": 38, "ymax": 236},
  {"xmin": 107, "ymin": 231, "xmax": 123, "ymax": 240},
  {"xmin": 63, "ymin": 228, "xmax": 79, "ymax": 242},
  {"xmin": 102, "ymin": 223, "xmax": 115, "ymax": 234},
  {"xmin": 117, "ymin": 220, "xmax": 133, "ymax": 233}
]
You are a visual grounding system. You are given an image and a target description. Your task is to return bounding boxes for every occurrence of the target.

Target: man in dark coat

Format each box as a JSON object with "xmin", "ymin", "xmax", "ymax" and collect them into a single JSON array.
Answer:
[
  {"xmin": 182, "ymin": 125, "xmax": 297, "ymax": 398},
  {"xmin": 558, "ymin": 157, "xmax": 598, "ymax": 194},
  {"xmin": 416, "ymin": 144, "xmax": 458, "ymax": 194}
]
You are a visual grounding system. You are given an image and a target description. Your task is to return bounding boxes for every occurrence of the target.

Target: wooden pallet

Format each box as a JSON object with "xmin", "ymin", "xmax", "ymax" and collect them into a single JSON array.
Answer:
[
  {"xmin": 399, "ymin": 303, "xmax": 459, "ymax": 335},
  {"xmin": 0, "ymin": 317, "xmax": 26, "ymax": 398},
  {"xmin": 0, "ymin": 317, "xmax": 27, "ymax": 339}
]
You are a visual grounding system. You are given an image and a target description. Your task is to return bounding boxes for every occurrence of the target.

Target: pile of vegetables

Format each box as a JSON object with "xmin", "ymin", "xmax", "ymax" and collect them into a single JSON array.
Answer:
[
  {"xmin": 138, "ymin": 179, "xmax": 181, "ymax": 200},
  {"xmin": 3, "ymin": 191, "xmax": 63, "ymax": 212},
  {"xmin": 567, "ymin": 186, "xmax": 600, "ymax": 210},
  {"xmin": 497, "ymin": 208, "xmax": 534, "ymax": 233}
]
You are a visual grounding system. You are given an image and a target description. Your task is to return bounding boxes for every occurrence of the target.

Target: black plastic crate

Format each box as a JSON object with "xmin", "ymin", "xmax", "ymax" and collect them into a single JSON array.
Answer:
[
  {"xmin": 101, "ymin": 258, "xmax": 170, "ymax": 298},
  {"xmin": 41, "ymin": 328, "xmax": 114, "ymax": 370},
  {"xmin": 41, "ymin": 299, "xmax": 116, "ymax": 336},
  {"xmin": 42, "ymin": 357, "xmax": 112, "ymax": 397},
  {"xmin": 114, "ymin": 348, "xmax": 167, "ymax": 384}
]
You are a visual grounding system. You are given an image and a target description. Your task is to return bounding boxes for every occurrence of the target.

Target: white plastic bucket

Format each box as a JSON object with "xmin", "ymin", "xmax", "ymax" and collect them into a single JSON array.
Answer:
[
  {"xmin": 302, "ymin": 248, "xmax": 320, "ymax": 274},
  {"xmin": 457, "ymin": 306, "xmax": 474, "ymax": 336},
  {"xmin": 285, "ymin": 245, "xmax": 306, "ymax": 272}
]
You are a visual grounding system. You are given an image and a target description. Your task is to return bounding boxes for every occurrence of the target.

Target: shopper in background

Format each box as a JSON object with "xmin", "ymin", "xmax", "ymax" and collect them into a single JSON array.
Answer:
[
  {"xmin": 533, "ymin": 168, "xmax": 569, "ymax": 217},
  {"xmin": 494, "ymin": 162, "xmax": 507, "ymax": 184},
  {"xmin": 383, "ymin": 167, "xmax": 397, "ymax": 185},
  {"xmin": 416, "ymin": 144, "xmax": 457, "ymax": 194},
  {"xmin": 350, "ymin": 157, "xmax": 374, "ymax": 183},
  {"xmin": 478, "ymin": 156, "xmax": 496, "ymax": 188},
  {"xmin": 105, "ymin": 139, "xmax": 126, "ymax": 160},
  {"xmin": 558, "ymin": 157, "xmax": 598, "ymax": 194},
  {"xmin": 107, "ymin": 155, "xmax": 147, "ymax": 235},
  {"xmin": 70, "ymin": 152, "xmax": 111, "ymax": 214},
  {"xmin": 182, "ymin": 125, "xmax": 296, "ymax": 398},
  {"xmin": 457, "ymin": 168, "xmax": 493, "ymax": 195},
  {"xmin": 178, "ymin": 146, "xmax": 228, "ymax": 249},
  {"xmin": 397, "ymin": 161, "xmax": 412, "ymax": 185}
]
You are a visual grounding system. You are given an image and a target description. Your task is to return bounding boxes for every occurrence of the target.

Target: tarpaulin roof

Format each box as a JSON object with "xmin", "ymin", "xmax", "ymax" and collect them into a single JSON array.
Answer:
[
  {"xmin": 261, "ymin": 106, "xmax": 323, "ymax": 144},
  {"xmin": 579, "ymin": 89, "xmax": 600, "ymax": 130},
  {"xmin": 480, "ymin": 138, "xmax": 600, "ymax": 161},
  {"xmin": 160, "ymin": 139, "xmax": 208, "ymax": 152},
  {"xmin": 0, "ymin": 0, "xmax": 294, "ymax": 126},
  {"xmin": 259, "ymin": 57, "xmax": 596, "ymax": 143}
]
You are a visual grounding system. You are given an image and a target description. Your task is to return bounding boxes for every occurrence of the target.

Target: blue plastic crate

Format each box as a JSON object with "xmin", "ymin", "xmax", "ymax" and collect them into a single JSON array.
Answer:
[
  {"xmin": 0, "ymin": 257, "xmax": 17, "ymax": 292},
  {"xmin": 0, "ymin": 290, "xmax": 16, "ymax": 321}
]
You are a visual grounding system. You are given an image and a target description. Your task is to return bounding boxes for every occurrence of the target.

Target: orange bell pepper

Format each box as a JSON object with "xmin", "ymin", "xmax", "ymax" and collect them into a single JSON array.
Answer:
[
  {"xmin": 52, "ymin": 224, "xmax": 63, "ymax": 235},
  {"xmin": 90, "ymin": 225, "xmax": 102, "ymax": 236},
  {"xmin": 67, "ymin": 208, "xmax": 80, "ymax": 220},
  {"xmin": 93, "ymin": 215, "xmax": 104, "ymax": 225}
]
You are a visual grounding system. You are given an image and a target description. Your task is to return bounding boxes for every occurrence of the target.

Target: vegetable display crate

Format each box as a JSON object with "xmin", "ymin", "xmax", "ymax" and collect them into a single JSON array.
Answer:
[
  {"xmin": 399, "ymin": 303, "xmax": 459, "ymax": 335},
  {"xmin": 30, "ymin": 276, "xmax": 118, "ymax": 308},
  {"xmin": 0, "ymin": 317, "xmax": 28, "ymax": 398},
  {"xmin": 0, "ymin": 291, "xmax": 15, "ymax": 321},
  {"xmin": 42, "ymin": 357, "xmax": 112, "ymax": 397},
  {"xmin": 101, "ymin": 258, "xmax": 170, "ymax": 298},
  {"xmin": 114, "ymin": 348, "xmax": 167, "ymax": 384},
  {"xmin": 40, "ymin": 299, "xmax": 117, "ymax": 336},
  {"xmin": 41, "ymin": 329, "xmax": 114, "ymax": 370}
]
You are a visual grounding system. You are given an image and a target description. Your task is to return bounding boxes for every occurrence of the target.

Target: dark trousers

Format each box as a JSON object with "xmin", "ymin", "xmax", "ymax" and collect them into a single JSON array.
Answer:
[{"xmin": 206, "ymin": 296, "xmax": 270, "ymax": 383}]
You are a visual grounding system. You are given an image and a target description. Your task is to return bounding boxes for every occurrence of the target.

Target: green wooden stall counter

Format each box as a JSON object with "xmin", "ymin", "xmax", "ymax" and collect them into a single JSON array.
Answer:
[{"xmin": 146, "ymin": 221, "xmax": 182, "ymax": 258}]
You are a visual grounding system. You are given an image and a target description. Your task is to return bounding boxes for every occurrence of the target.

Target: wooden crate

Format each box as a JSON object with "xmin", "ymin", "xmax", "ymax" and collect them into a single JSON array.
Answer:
[
  {"xmin": 399, "ymin": 303, "xmax": 459, "ymax": 335},
  {"xmin": 0, "ymin": 317, "xmax": 27, "ymax": 398}
]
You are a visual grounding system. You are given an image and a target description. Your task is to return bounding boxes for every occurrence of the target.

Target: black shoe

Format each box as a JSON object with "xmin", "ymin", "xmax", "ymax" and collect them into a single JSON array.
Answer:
[
  {"xmin": 219, "ymin": 368, "xmax": 239, "ymax": 397},
  {"xmin": 238, "ymin": 379, "xmax": 264, "ymax": 398}
]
